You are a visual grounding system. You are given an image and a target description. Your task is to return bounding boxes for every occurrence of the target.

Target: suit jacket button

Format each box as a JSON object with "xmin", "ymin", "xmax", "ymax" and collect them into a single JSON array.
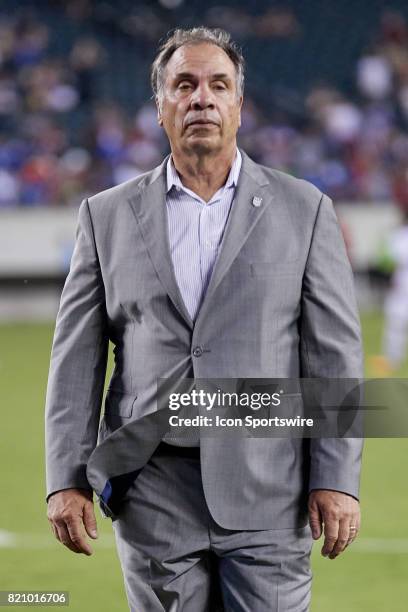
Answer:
[{"xmin": 192, "ymin": 346, "xmax": 203, "ymax": 357}]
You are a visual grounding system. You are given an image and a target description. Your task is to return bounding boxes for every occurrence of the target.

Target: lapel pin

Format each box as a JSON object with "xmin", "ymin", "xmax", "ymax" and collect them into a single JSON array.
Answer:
[{"xmin": 252, "ymin": 196, "xmax": 263, "ymax": 207}]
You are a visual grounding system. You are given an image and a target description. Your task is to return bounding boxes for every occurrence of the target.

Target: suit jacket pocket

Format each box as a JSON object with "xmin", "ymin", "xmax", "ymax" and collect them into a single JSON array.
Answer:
[{"xmin": 104, "ymin": 389, "xmax": 137, "ymax": 418}]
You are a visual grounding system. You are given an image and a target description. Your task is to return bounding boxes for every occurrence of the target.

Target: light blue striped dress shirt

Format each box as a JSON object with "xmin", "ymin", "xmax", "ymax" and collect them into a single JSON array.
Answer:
[{"xmin": 166, "ymin": 149, "xmax": 242, "ymax": 322}]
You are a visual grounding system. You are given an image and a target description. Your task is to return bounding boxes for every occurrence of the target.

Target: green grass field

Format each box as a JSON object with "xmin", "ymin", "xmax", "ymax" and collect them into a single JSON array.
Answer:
[{"xmin": 0, "ymin": 313, "xmax": 407, "ymax": 611}]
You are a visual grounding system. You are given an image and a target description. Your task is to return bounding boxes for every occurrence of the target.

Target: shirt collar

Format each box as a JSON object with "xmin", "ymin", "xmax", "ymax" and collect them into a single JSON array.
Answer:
[{"xmin": 166, "ymin": 148, "xmax": 242, "ymax": 197}]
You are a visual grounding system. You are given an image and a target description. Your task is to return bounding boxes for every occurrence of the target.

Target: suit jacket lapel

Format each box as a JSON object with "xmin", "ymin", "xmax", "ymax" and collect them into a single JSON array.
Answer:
[
  {"xmin": 127, "ymin": 158, "xmax": 194, "ymax": 330},
  {"xmin": 126, "ymin": 150, "xmax": 274, "ymax": 331},
  {"xmin": 195, "ymin": 150, "xmax": 274, "ymax": 327}
]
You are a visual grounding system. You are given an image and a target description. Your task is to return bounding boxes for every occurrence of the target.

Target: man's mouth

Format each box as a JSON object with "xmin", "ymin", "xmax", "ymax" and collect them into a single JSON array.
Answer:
[{"xmin": 186, "ymin": 119, "xmax": 218, "ymax": 128}]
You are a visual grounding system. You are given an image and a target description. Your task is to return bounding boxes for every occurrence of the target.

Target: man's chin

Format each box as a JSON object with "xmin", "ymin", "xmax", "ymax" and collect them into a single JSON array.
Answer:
[{"xmin": 183, "ymin": 137, "xmax": 221, "ymax": 156}]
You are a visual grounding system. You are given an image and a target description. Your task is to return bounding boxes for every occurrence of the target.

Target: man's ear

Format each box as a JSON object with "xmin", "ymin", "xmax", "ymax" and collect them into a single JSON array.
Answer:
[{"xmin": 156, "ymin": 97, "xmax": 163, "ymax": 126}]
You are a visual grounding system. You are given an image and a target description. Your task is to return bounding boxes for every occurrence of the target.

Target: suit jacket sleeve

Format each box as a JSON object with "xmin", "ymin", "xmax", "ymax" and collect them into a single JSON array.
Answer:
[
  {"xmin": 45, "ymin": 198, "xmax": 108, "ymax": 500},
  {"xmin": 300, "ymin": 193, "xmax": 364, "ymax": 500}
]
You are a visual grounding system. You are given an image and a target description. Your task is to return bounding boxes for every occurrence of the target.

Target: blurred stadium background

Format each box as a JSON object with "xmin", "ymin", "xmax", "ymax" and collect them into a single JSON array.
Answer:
[{"xmin": 0, "ymin": 0, "xmax": 408, "ymax": 610}]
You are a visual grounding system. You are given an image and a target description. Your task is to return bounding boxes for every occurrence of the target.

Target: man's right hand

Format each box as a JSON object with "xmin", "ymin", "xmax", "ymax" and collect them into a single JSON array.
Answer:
[{"xmin": 47, "ymin": 488, "xmax": 98, "ymax": 555}]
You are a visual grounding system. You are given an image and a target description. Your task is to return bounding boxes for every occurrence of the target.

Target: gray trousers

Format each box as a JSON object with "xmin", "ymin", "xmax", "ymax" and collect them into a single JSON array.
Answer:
[{"xmin": 112, "ymin": 445, "xmax": 313, "ymax": 612}]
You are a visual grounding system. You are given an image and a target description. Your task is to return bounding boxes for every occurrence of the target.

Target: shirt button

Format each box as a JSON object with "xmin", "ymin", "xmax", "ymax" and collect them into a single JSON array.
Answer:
[{"xmin": 192, "ymin": 346, "xmax": 203, "ymax": 357}]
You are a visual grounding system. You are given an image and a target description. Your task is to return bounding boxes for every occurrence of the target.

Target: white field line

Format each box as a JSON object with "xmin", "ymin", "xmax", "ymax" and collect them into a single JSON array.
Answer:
[
  {"xmin": 0, "ymin": 529, "xmax": 115, "ymax": 549},
  {"xmin": 1, "ymin": 530, "xmax": 408, "ymax": 554}
]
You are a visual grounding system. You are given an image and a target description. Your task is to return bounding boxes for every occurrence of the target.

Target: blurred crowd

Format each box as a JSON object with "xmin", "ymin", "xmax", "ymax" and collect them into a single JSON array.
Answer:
[{"xmin": 1, "ymin": 2, "xmax": 408, "ymax": 210}]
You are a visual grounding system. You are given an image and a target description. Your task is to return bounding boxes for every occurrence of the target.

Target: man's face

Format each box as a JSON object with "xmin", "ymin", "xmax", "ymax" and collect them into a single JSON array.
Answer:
[{"xmin": 157, "ymin": 43, "xmax": 243, "ymax": 156}]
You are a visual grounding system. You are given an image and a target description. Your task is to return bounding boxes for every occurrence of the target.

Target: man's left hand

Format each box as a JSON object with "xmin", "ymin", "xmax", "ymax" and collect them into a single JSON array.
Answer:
[{"xmin": 308, "ymin": 489, "xmax": 360, "ymax": 559}]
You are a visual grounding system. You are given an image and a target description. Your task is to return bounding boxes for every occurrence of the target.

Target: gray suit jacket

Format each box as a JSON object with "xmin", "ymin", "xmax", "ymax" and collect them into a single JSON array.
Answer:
[{"xmin": 45, "ymin": 149, "xmax": 363, "ymax": 529}]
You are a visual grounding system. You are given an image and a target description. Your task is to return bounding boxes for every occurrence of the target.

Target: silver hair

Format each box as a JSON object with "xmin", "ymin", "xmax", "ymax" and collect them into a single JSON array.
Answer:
[{"xmin": 151, "ymin": 27, "xmax": 245, "ymax": 108}]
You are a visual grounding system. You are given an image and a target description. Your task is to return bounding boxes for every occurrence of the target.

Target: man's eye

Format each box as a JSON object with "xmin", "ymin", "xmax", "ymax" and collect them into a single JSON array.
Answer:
[
  {"xmin": 178, "ymin": 82, "xmax": 192, "ymax": 90},
  {"xmin": 213, "ymin": 83, "xmax": 227, "ymax": 90}
]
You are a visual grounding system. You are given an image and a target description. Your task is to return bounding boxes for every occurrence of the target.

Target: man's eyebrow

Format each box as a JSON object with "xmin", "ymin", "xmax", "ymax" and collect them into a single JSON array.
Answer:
[
  {"xmin": 173, "ymin": 72, "xmax": 232, "ymax": 82},
  {"xmin": 173, "ymin": 72, "xmax": 196, "ymax": 81},
  {"xmin": 211, "ymin": 73, "xmax": 232, "ymax": 81}
]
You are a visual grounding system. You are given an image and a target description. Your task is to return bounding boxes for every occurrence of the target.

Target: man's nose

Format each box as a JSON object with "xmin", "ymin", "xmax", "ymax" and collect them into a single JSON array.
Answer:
[{"xmin": 190, "ymin": 84, "xmax": 215, "ymax": 110}]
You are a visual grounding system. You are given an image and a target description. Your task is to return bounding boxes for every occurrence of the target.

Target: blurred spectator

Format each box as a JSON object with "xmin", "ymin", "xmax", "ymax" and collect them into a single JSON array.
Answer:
[
  {"xmin": 70, "ymin": 37, "xmax": 105, "ymax": 104},
  {"xmin": 356, "ymin": 55, "xmax": 393, "ymax": 100},
  {"xmin": 19, "ymin": 59, "xmax": 79, "ymax": 113},
  {"xmin": 0, "ymin": 168, "xmax": 19, "ymax": 206},
  {"xmin": 253, "ymin": 7, "xmax": 300, "ymax": 38},
  {"xmin": 12, "ymin": 15, "xmax": 48, "ymax": 68}
]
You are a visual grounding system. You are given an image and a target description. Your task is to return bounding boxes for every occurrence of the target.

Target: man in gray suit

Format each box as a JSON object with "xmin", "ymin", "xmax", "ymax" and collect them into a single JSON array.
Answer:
[{"xmin": 46, "ymin": 27, "xmax": 363, "ymax": 611}]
